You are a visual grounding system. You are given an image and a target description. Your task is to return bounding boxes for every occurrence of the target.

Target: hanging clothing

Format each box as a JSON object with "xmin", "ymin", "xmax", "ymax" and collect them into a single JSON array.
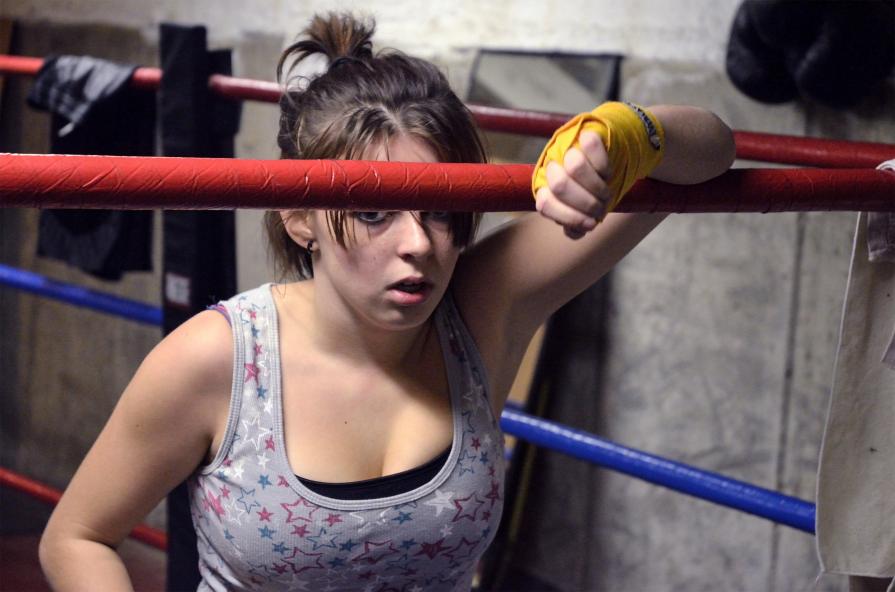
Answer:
[
  {"xmin": 816, "ymin": 213, "xmax": 895, "ymax": 590},
  {"xmin": 27, "ymin": 55, "xmax": 154, "ymax": 280}
]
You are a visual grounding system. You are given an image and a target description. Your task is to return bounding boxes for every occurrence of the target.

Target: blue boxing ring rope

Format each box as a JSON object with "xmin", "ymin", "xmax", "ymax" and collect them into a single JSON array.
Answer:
[
  {"xmin": 0, "ymin": 261, "xmax": 816, "ymax": 534},
  {"xmin": 500, "ymin": 408, "xmax": 815, "ymax": 533},
  {"xmin": 0, "ymin": 263, "xmax": 162, "ymax": 326}
]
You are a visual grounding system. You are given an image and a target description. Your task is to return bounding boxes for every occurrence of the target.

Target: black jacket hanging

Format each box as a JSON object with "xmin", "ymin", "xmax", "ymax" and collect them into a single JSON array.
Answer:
[{"xmin": 27, "ymin": 55, "xmax": 155, "ymax": 280}]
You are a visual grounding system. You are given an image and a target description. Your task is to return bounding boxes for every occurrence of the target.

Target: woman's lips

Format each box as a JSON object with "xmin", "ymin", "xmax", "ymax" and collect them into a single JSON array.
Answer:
[{"xmin": 387, "ymin": 281, "xmax": 433, "ymax": 306}]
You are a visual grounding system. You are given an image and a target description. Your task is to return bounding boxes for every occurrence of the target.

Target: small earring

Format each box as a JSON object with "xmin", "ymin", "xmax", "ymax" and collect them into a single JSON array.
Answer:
[{"xmin": 306, "ymin": 239, "xmax": 316, "ymax": 253}]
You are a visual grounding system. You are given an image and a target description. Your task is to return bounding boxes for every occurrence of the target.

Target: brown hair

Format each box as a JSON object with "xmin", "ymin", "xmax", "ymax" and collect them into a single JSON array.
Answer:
[{"xmin": 266, "ymin": 12, "xmax": 487, "ymax": 280}]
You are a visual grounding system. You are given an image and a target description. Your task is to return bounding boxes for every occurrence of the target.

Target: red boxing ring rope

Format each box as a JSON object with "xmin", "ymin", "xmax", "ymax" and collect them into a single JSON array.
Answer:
[
  {"xmin": 0, "ymin": 466, "xmax": 168, "ymax": 550},
  {"xmin": 463, "ymin": 106, "xmax": 895, "ymax": 169},
  {"xmin": 1, "ymin": 54, "xmax": 893, "ymax": 169},
  {"xmin": 0, "ymin": 153, "xmax": 892, "ymax": 212}
]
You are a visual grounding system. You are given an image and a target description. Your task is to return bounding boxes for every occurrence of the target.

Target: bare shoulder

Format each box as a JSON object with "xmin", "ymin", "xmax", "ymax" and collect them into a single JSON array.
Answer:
[
  {"xmin": 132, "ymin": 309, "xmax": 233, "ymax": 437},
  {"xmin": 144, "ymin": 309, "xmax": 234, "ymax": 394}
]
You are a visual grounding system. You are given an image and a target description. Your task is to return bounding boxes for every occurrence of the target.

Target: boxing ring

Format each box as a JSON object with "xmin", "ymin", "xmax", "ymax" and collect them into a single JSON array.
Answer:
[{"xmin": 1, "ymin": 54, "xmax": 894, "ymax": 554}]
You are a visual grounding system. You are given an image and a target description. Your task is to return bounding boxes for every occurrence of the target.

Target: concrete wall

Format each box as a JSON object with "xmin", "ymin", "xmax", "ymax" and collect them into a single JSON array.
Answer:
[
  {"xmin": 2, "ymin": 2, "xmax": 892, "ymax": 590},
  {"xmin": 2, "ymin": 0, "xmax": 743, "ymax": 66}
]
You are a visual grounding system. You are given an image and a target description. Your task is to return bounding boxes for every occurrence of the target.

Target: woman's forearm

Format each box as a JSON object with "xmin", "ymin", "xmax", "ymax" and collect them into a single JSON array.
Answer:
[
  {"xmin": 648, "ymin": 105, "xmax": 736, "ymax": 185},
  {"xmin": 40, "ymin": 537, "xmax": 134, "ymax": 592}
]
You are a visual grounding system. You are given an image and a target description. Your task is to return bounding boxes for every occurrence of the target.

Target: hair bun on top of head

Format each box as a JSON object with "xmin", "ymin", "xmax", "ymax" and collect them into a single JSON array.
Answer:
[{"xmin": 277, "ymin": 12, "xmax": 375, "ymax": 90}]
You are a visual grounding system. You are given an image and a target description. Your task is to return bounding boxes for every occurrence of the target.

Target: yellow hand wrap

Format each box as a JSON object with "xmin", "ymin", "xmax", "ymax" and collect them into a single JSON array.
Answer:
[{"xmin": 532, "ymin": 101, "xmax": 665, "ymax": 215}]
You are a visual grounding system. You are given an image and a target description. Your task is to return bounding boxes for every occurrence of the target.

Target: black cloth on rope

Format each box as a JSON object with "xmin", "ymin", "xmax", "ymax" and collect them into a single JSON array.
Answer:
[{"xmin": 27, "ymin": 55, "xmax": 155, "ymax": 280}]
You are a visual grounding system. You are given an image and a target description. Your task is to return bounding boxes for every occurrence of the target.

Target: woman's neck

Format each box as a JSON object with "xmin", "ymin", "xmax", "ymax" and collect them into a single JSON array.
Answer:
[{"xmin": 275, "ymin": 280, "xmax": 434, "ymax": 371}]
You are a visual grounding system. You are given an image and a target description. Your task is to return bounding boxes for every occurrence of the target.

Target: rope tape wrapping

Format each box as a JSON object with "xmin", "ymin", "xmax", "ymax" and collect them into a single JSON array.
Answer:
[{"xmin": 0, "ymin": 154, "xmax": 893, "ymax": 211}]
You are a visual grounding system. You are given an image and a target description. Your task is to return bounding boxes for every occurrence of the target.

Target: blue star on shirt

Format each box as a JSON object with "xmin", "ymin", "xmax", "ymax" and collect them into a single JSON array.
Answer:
[
  {"xmin": 400, "ymin": 539, "xmax": 416, "ymax": 550},
  {"xmin": 256, "ymin": 385, "xmax": 267, "ymax": 399},
  {"xmin": 257, "ymin": 474, "xmax": 272, "ymax": 489},
  {"xmin": 339, "ymin": 538, "xmax": 360, "ymax": 552},
  {"xmin": 328, "ymin": 557, "xmax": 346, "ymax": 569},
  {"xmin": 258, "ymin": 525, "xmax": 275, "ymax": 539},
  {"xmin": 393, "ymin": 511, "xmax": 413, "ymax": 524},
  {"xmin": 236, "ymin": 487, "xmax": 259, "ymax": 513},
  {"xmin": 457, "ymin": 449, "xmax": 476, "ymax": 476},
  {"xmin": 306, "ymin": 528, "xmax": 338, "ymax": 551},
  {"xmin": 272, "ymin": 541, "xmax": 287, "ymax": 555}
]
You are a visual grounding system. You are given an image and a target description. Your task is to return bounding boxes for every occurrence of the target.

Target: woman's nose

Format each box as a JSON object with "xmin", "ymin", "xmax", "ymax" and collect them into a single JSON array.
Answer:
[{"xmin": 395, "ymin": 212, "xmax": 434, "ymax": 258}]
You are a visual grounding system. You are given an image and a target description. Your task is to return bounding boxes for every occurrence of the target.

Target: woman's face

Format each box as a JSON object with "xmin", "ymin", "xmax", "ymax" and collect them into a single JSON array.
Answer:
[{"xmin": 306, "ymin": 134, "xmax": 462, "ymax": 331}]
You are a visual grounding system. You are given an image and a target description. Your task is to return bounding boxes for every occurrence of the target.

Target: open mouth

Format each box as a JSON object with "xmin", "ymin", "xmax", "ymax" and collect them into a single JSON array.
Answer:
[
  {"xmin": 387, "ymin": 278, "xmax": 433, "ymax": 304},
  {"xmin": 392, "ymin": 281, "xmax": 428, "ymax": 294}
]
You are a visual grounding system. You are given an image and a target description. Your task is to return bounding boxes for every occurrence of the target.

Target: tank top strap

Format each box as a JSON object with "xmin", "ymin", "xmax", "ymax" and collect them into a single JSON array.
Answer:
[
  {"xmin": 202, "ymin": 284, "xmax": 279, "ymax": 476},
  {"xmin": 434, "ymin": 289, "xmax": 496, "ymax": 423}
]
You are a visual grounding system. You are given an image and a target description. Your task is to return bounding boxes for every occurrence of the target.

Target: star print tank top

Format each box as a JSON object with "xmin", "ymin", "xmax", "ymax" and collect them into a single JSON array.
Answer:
[{"xmin": 188, "ymin": 284, "xmax": 505, "ymax": 591}]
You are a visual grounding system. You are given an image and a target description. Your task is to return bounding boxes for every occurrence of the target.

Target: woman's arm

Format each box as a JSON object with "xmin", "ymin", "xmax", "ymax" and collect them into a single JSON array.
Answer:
[
  {"xmin": 648, "ymin": 105, "xmax": 737, "ymax": 184},
  {"xmin": 39, "ymin": 311, "xmax": 232, "ymax": 591},
  {"xmin": 454, "ymin": 105, "xmax": 734, "ymax": 410}
]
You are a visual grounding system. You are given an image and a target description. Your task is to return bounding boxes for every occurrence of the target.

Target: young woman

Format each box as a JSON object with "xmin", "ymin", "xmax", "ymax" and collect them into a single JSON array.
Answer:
[{"xmin": 39, "ymin": 13, "xmax": 735, "ymax": 592}]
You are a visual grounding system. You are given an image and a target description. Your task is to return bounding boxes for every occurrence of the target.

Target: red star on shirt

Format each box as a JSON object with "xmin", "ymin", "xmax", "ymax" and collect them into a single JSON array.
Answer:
[
  {"xmin": 203, "ymin": 489, "xmax": 224, "ymax": 517},
  {"xmin": 257, "ymin": 507, "xmax": 273, "ymax": 521},
  {"xmin": 282, "ymin": 497, "xmax": 320, "ymax": 524},
  {"xmin": 244, "ymin": 362, "xmax": 259, "ymax": 383},
  {"xmin": 414, "ymin": 538, "xmax": 448, "ymax": 560},
  {"xmin": 280, "ymin": 547, "xmax": 325, "ymax": 575},
  {"xmin": 485, "ymin": 479, "xmax": 501, "ymax": 508},
  {"xmin": 324, "ymin": 513, "xmax": 343, "ymax": 527},
  {"xmin": 452, "ymin": 493, "xmax": 485, "ymax": 523},
  {"xmin": 443, "ymin": 537, "xmax": 479, "ymax": 565},
  {"xmin": 291, "ymin": 524, "xmax": 309, "ymax": 538},
  {"xmin": 352, "ymin": 540, "xmax": 399, "ymax": 565}
]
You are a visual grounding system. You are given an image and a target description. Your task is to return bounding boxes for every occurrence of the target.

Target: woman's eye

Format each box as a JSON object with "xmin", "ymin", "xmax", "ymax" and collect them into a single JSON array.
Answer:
[
  {"xmin": 353, "ymin": 211, "xmax": 390, "ymax": 224},
  {"xmin": 423, "ymin": 211, "xmax": 452, "ymax": 224}
]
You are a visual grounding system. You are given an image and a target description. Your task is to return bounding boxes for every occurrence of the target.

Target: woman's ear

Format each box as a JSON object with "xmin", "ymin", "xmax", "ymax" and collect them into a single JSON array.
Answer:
[{"xmin": 280, "ymin": 210, "xmax": 315, "ymax": 246}]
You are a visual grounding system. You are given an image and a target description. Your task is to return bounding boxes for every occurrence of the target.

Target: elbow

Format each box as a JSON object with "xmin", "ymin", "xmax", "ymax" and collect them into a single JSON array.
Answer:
[
  {"xmin": 691, "ymin": 109, "xmax": 735, "ymax": 180},
  {"xmin": 690, "ymin": 110, "xmax": 736, "ymax": 182},
  {"xmin": 649, "ymin": 106, "xmax": 737, "ymax": 184},
  {"xmin": 38, "ymin": 527, "xmax": 59, "ymax": 580},
  {"xmin": 39, "ymin": 520, "xmax": 74, "ymax": 583},
  {"xmin": 714, "ymin": 114, "xmax": 737, "ymax": 175}
]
